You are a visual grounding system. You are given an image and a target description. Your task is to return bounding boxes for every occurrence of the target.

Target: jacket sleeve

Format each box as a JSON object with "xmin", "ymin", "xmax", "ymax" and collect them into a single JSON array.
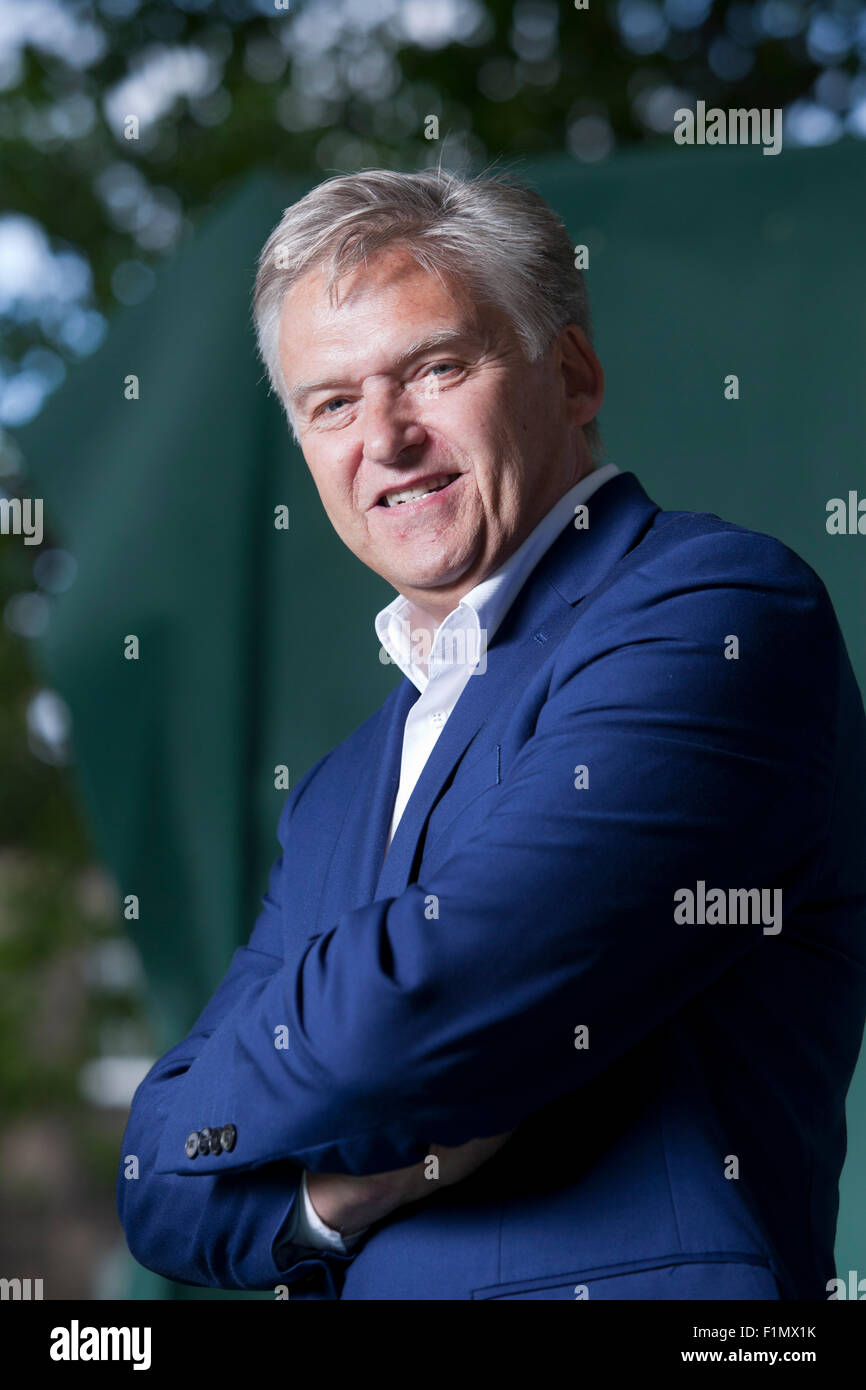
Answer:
[
  {"xmin": 148, "ymin": 529, "xmax": 842, "ymax": 1178},
  {"xmin": 116, "ymin": 763, "xmax": 360, "ymax": 1294}
]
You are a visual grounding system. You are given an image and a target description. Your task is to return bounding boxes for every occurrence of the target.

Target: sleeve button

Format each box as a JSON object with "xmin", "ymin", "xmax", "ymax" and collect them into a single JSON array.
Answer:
[{"xmin": 221, "ymin": 1123, "xmax": 237, "ymax": 1152}]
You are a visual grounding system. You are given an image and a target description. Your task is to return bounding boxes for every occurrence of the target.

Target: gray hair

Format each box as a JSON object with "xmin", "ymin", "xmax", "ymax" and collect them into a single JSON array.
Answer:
[{"xmin": 252, "ymin": 166, "xmax": 603, "ymax": 461}]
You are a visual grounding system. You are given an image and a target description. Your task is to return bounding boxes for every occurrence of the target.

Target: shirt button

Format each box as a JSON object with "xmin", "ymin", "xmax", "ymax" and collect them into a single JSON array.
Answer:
[{"xmin": 431, "ymin": 711, "xmax": 445, "ymax": 727}]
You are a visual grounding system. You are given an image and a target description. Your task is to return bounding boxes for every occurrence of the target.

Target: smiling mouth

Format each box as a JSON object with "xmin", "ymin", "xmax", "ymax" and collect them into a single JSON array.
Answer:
[{"xmin": 378, "ymin": 473, "xmax": 460, "ymax": 507}]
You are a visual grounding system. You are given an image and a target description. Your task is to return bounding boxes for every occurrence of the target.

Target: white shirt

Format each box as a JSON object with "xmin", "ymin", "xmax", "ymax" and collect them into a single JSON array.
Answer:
[{"xmin": 284, "ymin": 463, "xmax": 620, "ymax": 1255}]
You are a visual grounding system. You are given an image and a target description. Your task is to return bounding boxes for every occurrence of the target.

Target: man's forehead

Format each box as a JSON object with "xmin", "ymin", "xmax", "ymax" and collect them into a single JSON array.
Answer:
[{"xmin": 278, "ymin": 249, "xmax": 503, "ymax": 400}]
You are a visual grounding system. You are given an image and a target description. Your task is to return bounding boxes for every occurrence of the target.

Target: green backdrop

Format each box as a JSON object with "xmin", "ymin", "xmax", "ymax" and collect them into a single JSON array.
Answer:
[{"xmin": 18, "ymin": 140, "xmax": 866, "ymax": 1297}]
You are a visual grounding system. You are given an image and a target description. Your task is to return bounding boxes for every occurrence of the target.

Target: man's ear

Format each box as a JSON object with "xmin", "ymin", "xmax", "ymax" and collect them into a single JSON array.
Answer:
[{"xmin": 556, "ymin": 324, "xmax": 604, "ymax": 428}]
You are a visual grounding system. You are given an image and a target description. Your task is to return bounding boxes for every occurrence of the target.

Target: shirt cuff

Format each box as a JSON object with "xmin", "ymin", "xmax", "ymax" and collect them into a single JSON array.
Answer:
[{"xmin": 289, "ymin": 1170, "xmax": 370, "ymax": 1253}]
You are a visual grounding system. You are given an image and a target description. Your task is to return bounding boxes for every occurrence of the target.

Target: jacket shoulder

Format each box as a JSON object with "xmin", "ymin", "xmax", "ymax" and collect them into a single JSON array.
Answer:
[
  {"xmin": 552, "ymin": 503, "xmax": 842, "ymax": 693},
  {"xmin": 599, "ymin": 504, "xmax": 835, "ymax": 623}
]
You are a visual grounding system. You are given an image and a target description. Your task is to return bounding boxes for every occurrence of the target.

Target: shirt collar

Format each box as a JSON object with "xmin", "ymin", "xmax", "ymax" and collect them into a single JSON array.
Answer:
[{"xmin": 375, "ymin": 462, "xmax": 620, "ymax": 690}]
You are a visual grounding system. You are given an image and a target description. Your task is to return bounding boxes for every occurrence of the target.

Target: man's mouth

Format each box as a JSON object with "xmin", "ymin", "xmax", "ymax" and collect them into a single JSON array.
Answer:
[{"xmin": 377, "ymin": 473, "xmax": 460, "ymax": 507}]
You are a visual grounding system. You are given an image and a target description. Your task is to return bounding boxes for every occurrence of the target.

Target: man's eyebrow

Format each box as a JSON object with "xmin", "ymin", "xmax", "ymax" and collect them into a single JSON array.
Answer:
[{"xmin": 288, "ymin": 328, "xmax": 481, "ymax": 410}]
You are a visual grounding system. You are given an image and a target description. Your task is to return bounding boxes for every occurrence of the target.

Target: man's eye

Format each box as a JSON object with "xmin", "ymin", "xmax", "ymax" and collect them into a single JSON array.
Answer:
[
  {"xmin": 427, "ymin": 362, "xmax": 460, "ymax": 376},
  {"xmin": 321, "ymin": 397, "xmax": 349, "ymax": 415}
]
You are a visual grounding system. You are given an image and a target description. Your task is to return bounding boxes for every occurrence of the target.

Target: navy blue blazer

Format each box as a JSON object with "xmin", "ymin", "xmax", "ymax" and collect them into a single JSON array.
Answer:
[{"xmin": 117, "ymin": 471, "xmax": 866, "ymax": 1300}]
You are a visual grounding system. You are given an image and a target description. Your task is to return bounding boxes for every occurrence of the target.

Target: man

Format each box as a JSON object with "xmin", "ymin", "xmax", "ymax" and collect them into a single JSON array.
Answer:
[{"xmin": 117, "ymin": 168, "xmax": 866, "ymax": 1300}]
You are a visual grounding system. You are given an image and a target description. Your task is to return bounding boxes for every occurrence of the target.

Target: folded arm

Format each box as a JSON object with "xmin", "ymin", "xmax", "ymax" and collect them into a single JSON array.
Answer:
[
  {"xmin": 148, "ymin": 532, "xmax": 834, "ymax": 1183},
  {"xmin": 120, "ymin": 532, "xmax": 836, "ymax": 1288}
]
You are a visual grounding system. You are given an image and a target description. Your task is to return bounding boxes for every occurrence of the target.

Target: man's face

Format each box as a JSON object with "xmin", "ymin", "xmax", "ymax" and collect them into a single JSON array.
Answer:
[{"xmin": 278, "ymin": 244, "xmax": 601, "ymax": 620}]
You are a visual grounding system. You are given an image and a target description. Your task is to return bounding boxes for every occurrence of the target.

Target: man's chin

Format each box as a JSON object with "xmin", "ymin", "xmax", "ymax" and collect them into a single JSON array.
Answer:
[
  {"xmin": 368, "ymin": 541, "xmax": 483, "ymax": 607},
  {"xmin": 391, "ymin": 566, "xmax": 471, "ymax": 600}
]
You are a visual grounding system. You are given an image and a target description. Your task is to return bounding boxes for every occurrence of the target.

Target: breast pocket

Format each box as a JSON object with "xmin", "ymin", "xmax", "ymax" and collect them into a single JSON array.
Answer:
[{"xmin": 423, "ymin": 744, "xmax": 502, "ymax": 855}]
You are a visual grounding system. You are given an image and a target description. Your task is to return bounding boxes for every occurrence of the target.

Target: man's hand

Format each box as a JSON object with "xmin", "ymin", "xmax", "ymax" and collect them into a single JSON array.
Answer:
[{"xmin": 305, "ymin": 1130, "xmax": 514, "ymax": 1236}]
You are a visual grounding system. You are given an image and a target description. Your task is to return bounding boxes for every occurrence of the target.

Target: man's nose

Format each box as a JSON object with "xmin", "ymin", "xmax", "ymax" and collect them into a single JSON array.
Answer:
[{"xmin": 362, "ymin": 388, "xmax": 426, "ymax": 464}]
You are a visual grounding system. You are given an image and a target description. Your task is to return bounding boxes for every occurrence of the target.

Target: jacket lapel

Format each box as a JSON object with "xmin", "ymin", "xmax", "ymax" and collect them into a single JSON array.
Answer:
[
  {"xmin": 312, "ymin": 677, "xmax": 417, "ymax": 933},
  {"xmin": 354, "ymin": 678, "xmax": 419, "ymax": 902},
  {"xmin": 374, "ymin": 471, "xmax": 659, "ymax": 900}
]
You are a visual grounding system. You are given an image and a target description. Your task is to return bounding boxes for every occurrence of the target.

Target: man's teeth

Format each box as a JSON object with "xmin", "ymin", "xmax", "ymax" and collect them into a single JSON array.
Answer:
[{"xmin": 383, "ymin": 475, "xmax": 454, "ymax": 507}]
